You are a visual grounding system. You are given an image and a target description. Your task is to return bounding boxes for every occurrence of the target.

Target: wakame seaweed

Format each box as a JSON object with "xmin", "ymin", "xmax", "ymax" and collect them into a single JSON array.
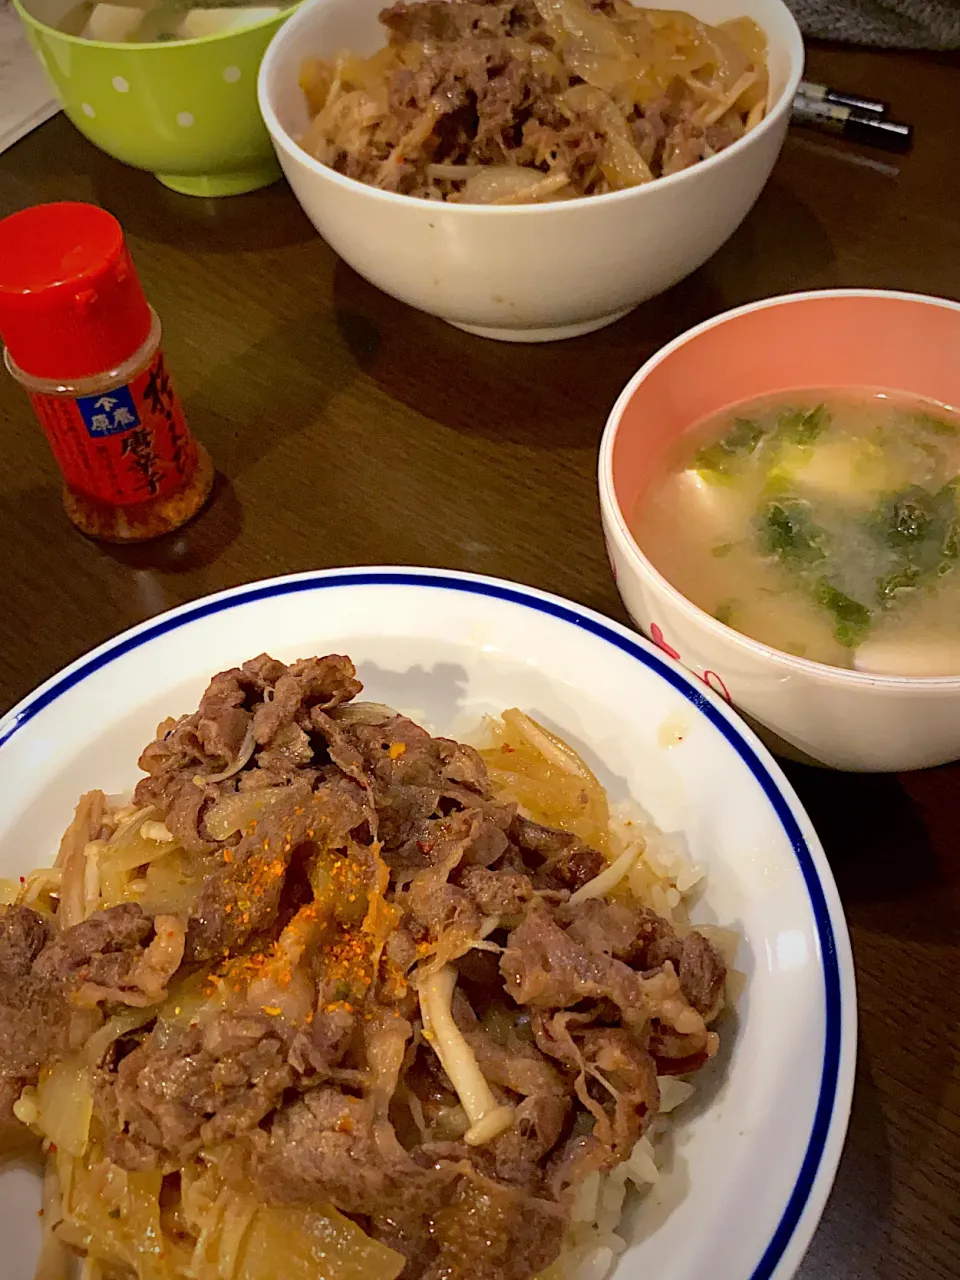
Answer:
[
  {"xmin": 755, "ymin": 499, "xmax": 827, "ymax": 566},
  {"xmin": 695, "ymin": 417, "xmax": 764, "ymax": 476}
]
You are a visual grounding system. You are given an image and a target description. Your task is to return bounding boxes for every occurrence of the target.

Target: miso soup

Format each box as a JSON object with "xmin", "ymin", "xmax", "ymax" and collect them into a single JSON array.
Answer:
[
  {"xmin": 631, "ymin": 391, "xmax": 960, "ymax": 676},
  {"xmin": 58, "ymin": 0, "xmax": 281, "ymax": 44}
]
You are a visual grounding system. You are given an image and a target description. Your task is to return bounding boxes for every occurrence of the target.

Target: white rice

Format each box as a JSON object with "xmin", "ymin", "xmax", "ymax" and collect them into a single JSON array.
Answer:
[
  {"xmin": 558, "ymin": 1134, "xmax": 662, "ymax": 1277},
  {"xmin": 608, "ymin": 798, "xmax": 705, "ymax": 929}
]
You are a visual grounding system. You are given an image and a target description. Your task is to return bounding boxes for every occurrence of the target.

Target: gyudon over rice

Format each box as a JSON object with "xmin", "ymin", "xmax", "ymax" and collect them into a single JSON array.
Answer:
[
  {"xmin": 298, "ymin": 0, "xmax": 769, "ymax": 202},
  {"xmin": 0, "ymin": 654, "xmax": 735, "ymax": 1280}
]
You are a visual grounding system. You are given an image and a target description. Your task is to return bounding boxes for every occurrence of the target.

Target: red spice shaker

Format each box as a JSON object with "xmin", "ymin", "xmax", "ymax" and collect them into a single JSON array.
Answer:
[{"xmin": 0, "ymin": 202, "xmax": 213, "ymax": 542}]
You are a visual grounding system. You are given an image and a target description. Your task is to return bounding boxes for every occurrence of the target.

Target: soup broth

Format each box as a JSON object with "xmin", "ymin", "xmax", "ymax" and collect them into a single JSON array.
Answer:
[
  {"xmin": 58, "ymin": 0, "xmax": 280, "ymax": 43},
  {"xmin": 631, "ymin": 390, "xmax": 960, "ymax": 676}
]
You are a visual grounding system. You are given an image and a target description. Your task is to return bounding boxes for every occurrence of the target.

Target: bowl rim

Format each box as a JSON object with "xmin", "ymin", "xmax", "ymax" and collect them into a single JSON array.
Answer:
[
  {"xmin": 599, "ymin": 286, "xmax": 960, "ymax": 690},
  {"xmin": 14, "ymin": 0, "xmax": 302, "ymax": 51},
  {"xmin": 257, "ymin": 0, "xmax": 805, "ymax": 217},
  {"xmin": 0, "ymin": 565, "xmax": 855, "ymax": 1280}
]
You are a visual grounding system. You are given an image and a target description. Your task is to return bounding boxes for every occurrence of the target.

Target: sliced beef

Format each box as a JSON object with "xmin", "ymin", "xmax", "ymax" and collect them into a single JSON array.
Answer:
[
  {"xmin": 509, "ymin": 815, "xmax": 606, "ymax": 891},
  {"xmin": 197, "ymin": 706, "xmax": 252, "ymax": 762},
  {"xmin": 578, "ymin": 1027, "xmax": 659, "ymax": 1155},
  {"xmin": 163, "ymin": 778, "xmax": 218, "ymax": 854},
  {"xmin": 288, "ymin": 1004, "xmax": 357, "ymax": 1075},
  {"xmin": 563, "ymin": 898, "xmax": 643, "ymax": 957},
  {"xmin": 135, "ymin": 654, "xmax": 362, "ymax": 823},
  {"xmin": 565, "ymin": 900, "xmax": 727, "ymax": 1019},
  {"xmin": 407, "ymin": 876, "xmax": 481, "ymax": 939},
  {"xmin": 438, "ymin": 740, "xmax": 490, "ymax": 793},
  {"xmin": 392, "ymin": 804, "xmax": 513, "ymax": 880},
  {"xmin": 135, "ymin": 717, "xmax": 207, "ymax": 803},
  {"xmin": 251, "ymin": 655, "xmax": 362, "ymax": 745},
  {"xmin": 380, "ymin": 0, "xmax": 541, "ymax": 45},
  {"xmin": 195, "ymin": 672, "xmax": 252, "ymax": 766},
  {"xmin": 256, "ymin": 1088, "xmax": 451, "ymax": 1215},
  {"xmin": 500, "ymin": 901, "xmax": 644, "ymax": 1016},
  {"xmin": 33, "ymin": 903, "xmax": 152, "ymax": 988},
  {"xmin": 109, "ymin": 1013, "xmax": 293, "ymax": 1168},
  {"xmin": 254, "ymin": 721, "xmax": 315, "ymax": 778},
  {"xmin": 455, "ymin": 808, "xmax": 512, "ymax": 868},
  {"xmin": 185, "ymin": 847, "xmax": 290, "ymax": 964},
  {"xmin": 0, "ymin": 909, "xmax": 69, "ymax": 1106},
  {"xmin": 0, "ymin": 973, "xmax": 67, "ymax": 1080},
  {"xmin": 458, "ymin": 867, "xmax": 534, "ymax": 919},
  {"xmin": 321, "ymin": 0, "xmax": 745, "ymax": 197},
  {"xmin": 464, "ymin": 1026, "xmax": 566, "ymax": 1099},
  {"xmin": 240, "ymin": 654, "xmax": 288, "ymax": 688},
  {"xmin": 647, "ymin": 1023, "xmax": 715, "ymax": 1076},
  {"xmin": 184, "ymin": 775, "xmax": 370, "ymax": 963},
  {"xmin": 673, "ymin": 931, "xmax": 726, "ymax": 1019},
  {"xmin": 0, "ymin": 650, "xmax": 731, "ymax": 1280},
  {"xmin": 338, "ymin": 714, "xmax": 512, "ymax": 857},
  {"xmin": 491, "ymin": 1093, "xmax": 570, "ymax": 1186},
  {"xmin": 427, "ymin": 1173, "xmax": 566, "ymax": 1280},
  {"xmin": 623, "ymin": 905, "xmax": 682, "ymax": 967},
  {"xmin": 1, "ymin": 909, "xmax": 58, "ymax": 1085},
  {"xmin": 0, "ymin": 905, "xmax": 49, "ymax": 976}
]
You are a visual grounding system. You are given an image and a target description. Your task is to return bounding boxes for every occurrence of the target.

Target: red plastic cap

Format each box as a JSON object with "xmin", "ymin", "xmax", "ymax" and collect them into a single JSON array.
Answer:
[{"xmin": 0, "ymin": 202, "xmax": 152, "ymax": 380}]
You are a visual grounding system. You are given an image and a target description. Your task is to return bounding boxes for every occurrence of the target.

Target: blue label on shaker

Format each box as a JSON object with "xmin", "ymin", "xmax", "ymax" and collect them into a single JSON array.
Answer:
[{"xmin": 75, "ymin": 385, "xmax": 143, "ymax": 438}]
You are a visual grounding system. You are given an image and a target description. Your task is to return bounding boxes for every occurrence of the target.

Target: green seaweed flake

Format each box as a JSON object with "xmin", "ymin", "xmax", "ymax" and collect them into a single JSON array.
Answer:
[
  {"xmin": 814, "ymin": 581, "xmax": 872, "ymax": 647},
  {"xmin": 695, "ymin": 417, "xmax": 764, "ymax": 476},
  {"xmin": 756, "ymin": 499, "xmax": 827, "ymax": 566},
  {"xmin": 871, "ymin": 479, "xmax": 960, "ymax": 604},
  {"xmin": 775, "ymin": 403, "xmax": 830, "ymax": 446},
  {"xmin": 876, "ymin": 485, "xmax": 937, "ymax": 547}
]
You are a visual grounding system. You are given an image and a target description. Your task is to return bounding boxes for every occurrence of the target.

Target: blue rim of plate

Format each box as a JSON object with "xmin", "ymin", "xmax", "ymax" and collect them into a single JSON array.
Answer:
[{"xmin": 0, "ymin": 568, "xmax": 843, "ymax": 1280}]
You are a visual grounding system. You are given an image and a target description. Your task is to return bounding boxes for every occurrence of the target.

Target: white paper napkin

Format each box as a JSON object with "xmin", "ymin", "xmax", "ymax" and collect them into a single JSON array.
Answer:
[{"xmin": 0, "ymin": 1, "xmax": 60, "ymax": 156}]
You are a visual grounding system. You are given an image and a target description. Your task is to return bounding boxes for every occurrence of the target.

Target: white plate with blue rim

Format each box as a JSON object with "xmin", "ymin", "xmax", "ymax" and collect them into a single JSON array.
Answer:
[{"xmin": 0, "ymin": 567, "xmax": 855, "ymax": 1280}]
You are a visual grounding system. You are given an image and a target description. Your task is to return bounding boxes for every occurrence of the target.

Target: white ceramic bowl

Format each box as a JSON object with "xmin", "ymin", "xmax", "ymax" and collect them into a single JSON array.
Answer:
[
  {"xmin": 258, "ymin": 0, "xmax": 804, "ymax": 342},
  {"xmin": 599, "ymin": 289, "xmax": 960, "ymax": 772},
  {"xmin": 0, "ymin": 568, "xmax": 853, "ymax": 1280}
]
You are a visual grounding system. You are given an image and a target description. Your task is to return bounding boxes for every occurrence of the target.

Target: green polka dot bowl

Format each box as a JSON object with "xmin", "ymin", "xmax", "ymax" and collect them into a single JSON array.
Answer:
[{"xmin": 14, "ymin": 0, "xmax": 300, "ymax": 196}]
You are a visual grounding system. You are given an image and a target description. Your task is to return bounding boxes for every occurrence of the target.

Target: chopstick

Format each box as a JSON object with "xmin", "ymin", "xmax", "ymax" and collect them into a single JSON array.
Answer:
[
  {"xmin": 798, "ymin": 79, "xmax": 887, "ymax": 117},
  {"xmin": 791, "ymin": 79, "xmax": 913, "ymax": 154}
]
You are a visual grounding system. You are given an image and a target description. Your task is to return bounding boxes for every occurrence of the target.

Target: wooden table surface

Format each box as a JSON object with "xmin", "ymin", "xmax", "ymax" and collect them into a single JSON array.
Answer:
[{"xmin": 1, "ymin": 36, "xmax": 959, "ymax": 1280}]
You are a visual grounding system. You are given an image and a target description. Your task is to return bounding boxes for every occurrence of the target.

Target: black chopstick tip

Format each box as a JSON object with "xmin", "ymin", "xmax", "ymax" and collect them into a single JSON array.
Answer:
[{"xmin": 791, "ymin": 97, "xmax": 913, "ymax": 154}]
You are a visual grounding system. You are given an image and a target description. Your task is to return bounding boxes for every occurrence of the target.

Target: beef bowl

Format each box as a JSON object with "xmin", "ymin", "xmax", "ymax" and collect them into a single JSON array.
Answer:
[
  {"xmin": 0, "ymin": 569, "xmax": 854, "ymax": 1280},
  {"xmin": 257, "ymin": 0, "xmax": 804, "ymax": 342}
]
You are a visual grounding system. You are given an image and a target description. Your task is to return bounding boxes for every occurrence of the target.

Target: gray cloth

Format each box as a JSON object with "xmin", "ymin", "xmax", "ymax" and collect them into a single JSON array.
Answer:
[{"xmin": 788, "ymin": 0, "xmax": 960, "ymax": 47}]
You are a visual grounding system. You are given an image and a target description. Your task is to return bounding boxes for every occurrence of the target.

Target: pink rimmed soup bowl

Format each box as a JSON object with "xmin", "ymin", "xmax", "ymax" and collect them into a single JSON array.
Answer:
[{"xmin": 599, "ymin": 289, "xmax": 960, "ymax": 772}]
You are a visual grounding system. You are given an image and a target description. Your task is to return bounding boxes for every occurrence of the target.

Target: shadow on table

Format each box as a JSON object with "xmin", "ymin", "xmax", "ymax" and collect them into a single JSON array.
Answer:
[
  {"xmin": 97, "ymin": 470, "xmax": 245, "ymax": 573},
  {"xmin": 783, "ymin": 758, "xmax": 958, "ymax": 1278},
  {"xmin": 330, "ymin": 173, "xmax": 839, "ymax": 449},
  {"xmin": 331, "ymin": 262, "xmax": 731, "ymax": 451},
  {"xmin": 781, "ymin": 763, "xmax": 953, "ymax": 945},
  {"xmin": 796, "ymin": 1044, "xmax": 893, "ymax": 1280},
  {"xmin": 0, "ymin": 472, "xmax": 242, "ymax": 575},
  {"xmin": 179, "ymin": 302, "xmax": 363, "ymax": 480},
  {"xmin": 3, "ymin": 118, "xmax": 315, "ymax": 254},
  {"xmin": 93, "ymin": 174, "xmax": 317, "ymax": 255},
  {"xmin": 702, "ymin": 174, "xmax": 841, "ymax": 303}
]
